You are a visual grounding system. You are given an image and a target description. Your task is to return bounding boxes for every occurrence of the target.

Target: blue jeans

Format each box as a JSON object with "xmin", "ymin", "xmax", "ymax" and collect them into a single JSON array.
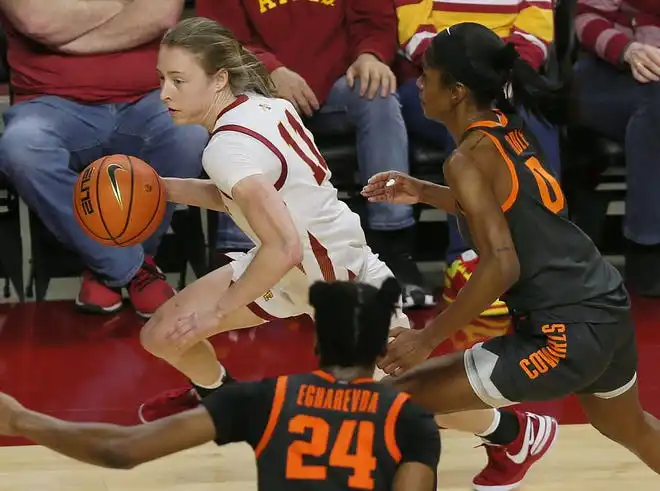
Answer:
[
  {"xmin": 574, "ymin": 57, "xmax": 660, "ymax": 245},
  {"xmin": 0, "ymin": 91, "xmax": 208, "ymax": 285},
  {"xmin": 216, "ymin": 76, "xmax": 415, "ymax": 250},
  {"xmin": 399, "ymin": 79, "xmax": 561, "ymax": 264}
]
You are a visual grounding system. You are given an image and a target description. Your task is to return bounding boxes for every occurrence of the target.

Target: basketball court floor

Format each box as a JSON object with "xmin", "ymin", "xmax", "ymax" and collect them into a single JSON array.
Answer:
[
  {"xmin": 1, "ymin": 294, "xmax": 659, "ymax": 489},
  {"xmin": 1, "ymin": 426, "xmax": 656, "ymax": 491}
]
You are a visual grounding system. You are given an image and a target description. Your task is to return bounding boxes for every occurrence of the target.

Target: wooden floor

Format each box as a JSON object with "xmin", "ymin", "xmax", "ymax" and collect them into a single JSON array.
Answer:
[{"xmin": 0, "ymin": 425, "xmax": 655, "ymax": 490}]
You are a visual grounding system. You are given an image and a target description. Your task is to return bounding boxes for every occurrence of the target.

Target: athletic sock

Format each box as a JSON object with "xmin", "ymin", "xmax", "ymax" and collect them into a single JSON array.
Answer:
[
  {"xmin": 191, "ymin": 363, "xmax": 228, "ymax": 399},
  {"xmin": 477, "ymin": 409, "xmax": 521, "ymax": 446}
]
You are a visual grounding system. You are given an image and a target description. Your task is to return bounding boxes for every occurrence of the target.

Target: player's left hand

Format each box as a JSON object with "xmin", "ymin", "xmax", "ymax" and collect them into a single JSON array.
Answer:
[
  {"xmin": 168, "ymin": 309, "xmax": 223, "ymax": 351},
  {"xmin": 346, "ymin": 53, "xmax": 397, "ymax": 99},
  {"xmin": 0, "ymin": 392, "xmax": 25, "ymax": 436},
  {"xmin": 378, "ymin": 327, "xmax": 435, "ymax": 375}
]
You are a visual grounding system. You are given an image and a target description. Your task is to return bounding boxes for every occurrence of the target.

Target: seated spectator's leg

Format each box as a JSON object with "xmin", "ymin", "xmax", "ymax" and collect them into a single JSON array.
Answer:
[
  {"xmin": 573, "ymin": 57, "xmax": 644, "ymax": 140},
  {"xmin": 519, "ymin": 108, "xmax": 561, "ymax": 177},
  {"xmin": 0, "ymin": 96, "xmax": 142, "ymax": 313},
  {"xmin": 574, "ymin": 57, "xmax": 660, "ymax": 295},
  {"xmin": 110, "ymin": 90, "xmax": 209, "ymax": 316},
  {"xmin": 622, "ymin": 84, "xmax": 660, "ymax": 295},
  {"xmin": 308, "ymin": 77, "xmax": 434, "ymax": 308}
]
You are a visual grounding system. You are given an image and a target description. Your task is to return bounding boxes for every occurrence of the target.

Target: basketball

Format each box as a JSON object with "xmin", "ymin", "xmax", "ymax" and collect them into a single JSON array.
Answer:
[{"xmin": 73, "ymin": 155, "xmax": 166, "ymax": 247}]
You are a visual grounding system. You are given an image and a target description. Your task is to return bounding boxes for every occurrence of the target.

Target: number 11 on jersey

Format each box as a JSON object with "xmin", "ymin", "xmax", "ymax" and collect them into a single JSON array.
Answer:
[{"xmin": 278, "ymin": 109, "xmax": 330, "ymax": 185}]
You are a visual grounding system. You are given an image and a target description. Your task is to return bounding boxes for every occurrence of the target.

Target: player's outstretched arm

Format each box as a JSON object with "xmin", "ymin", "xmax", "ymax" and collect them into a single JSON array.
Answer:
[
  {"xmin": 162, "ymin": 177, "xmax": 227, "ymax": 212},
  {"xmin": 0, "ymin": 392, "xmax": 216, "ymax": 469},
  {"xmin": 361, "ymin": 171, "xmax": 458, "ymax": 214}
]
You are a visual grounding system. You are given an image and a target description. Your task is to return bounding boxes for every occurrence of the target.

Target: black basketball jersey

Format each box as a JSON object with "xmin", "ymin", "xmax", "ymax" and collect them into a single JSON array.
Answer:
[
  {"xmin": 456, "ymin": 111, "xmax": 626, "ymax": 322},
  {"xmin": 201, "ymin": 371, "xmax": 440, "ymax": 491}
]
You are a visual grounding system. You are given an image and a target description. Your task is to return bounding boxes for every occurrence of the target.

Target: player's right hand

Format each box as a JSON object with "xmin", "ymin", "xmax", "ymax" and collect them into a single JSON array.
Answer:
[
  {"xmin": 271, "ymin": 67, "xmax": 320, "ymax": 118},
  {"xmin": 361, "ymin": 171, "xmax": 423, "ymax": 205},
  {"xmin": 168, "ymin": 309, "xmax": 222, "ymax": 352},
  {"xmin": 0, "ymin": 392, "xmax": 24, "ymax": 436}
]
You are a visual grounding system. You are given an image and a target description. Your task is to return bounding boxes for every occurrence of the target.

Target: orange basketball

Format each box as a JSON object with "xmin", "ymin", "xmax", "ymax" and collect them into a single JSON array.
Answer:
[{"xmin": 73, "ymin": 154, "xmax": 166, "ymax": 247}]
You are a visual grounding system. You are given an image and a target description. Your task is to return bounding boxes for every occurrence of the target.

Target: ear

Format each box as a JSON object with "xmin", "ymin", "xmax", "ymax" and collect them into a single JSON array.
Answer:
[
  {"xmin": 452, "ymin": 82, "xmax": 468, "ymax": 106},
  {"xmin": 213, "ymin": 68, "xmax": 229, "ymax": 92}
]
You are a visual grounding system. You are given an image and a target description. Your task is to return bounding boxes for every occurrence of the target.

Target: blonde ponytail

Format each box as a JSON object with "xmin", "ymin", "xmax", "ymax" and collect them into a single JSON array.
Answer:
[{"xmin": 238, "ymin": 46, "xmax": 276, "ymax": 97}]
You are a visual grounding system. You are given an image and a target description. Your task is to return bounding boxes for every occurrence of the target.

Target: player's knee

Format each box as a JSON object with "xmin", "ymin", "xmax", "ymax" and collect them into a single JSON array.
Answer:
[
  {"xmin": 593, "ymin": 418, "xmax": 640, "ymax": 448},
  {"xmin": 590, "ymin": 403, "xmax": 648, "ymax": 447},
  {"xmin": 139, "ymin": 314, "xmax": 172, "ymax": 359}
]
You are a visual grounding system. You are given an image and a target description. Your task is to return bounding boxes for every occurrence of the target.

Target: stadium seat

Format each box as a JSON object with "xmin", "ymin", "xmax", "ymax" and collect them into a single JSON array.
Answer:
[{"xmin": 0, "ymin": 179, "xmax": 24, "ymax": 301}]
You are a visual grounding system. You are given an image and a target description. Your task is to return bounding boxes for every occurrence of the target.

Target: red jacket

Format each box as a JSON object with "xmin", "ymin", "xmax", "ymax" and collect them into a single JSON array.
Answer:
[
  {"xmin": 2, "ymin": 16, "xmax": 159, "ymax": 104},
  {"xmin": 197, "ymin": 0, "xmax": 398, "ymax": 105}
]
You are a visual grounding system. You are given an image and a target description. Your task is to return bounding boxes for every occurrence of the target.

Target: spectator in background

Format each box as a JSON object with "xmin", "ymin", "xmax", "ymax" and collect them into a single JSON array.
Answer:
[
  {"xmin": 197, "ymin": 0, "xmax": 435, "ymax": 308},
  {"xmin": 0, "ymin": 0, "xmax": 207, "ymax": 317},
  {"xmin": 574, "ymin": 0, "xmax": 660, "ymax": 296},
  {"xmin": 394, "ymin": 0, "xmax": 557, "ymax": 317}
]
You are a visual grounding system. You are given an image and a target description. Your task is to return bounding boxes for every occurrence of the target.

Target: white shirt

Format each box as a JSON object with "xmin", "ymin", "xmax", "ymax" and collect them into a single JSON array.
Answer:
[{"xmin": 203, "ymin": 93, "xmax": 370, "ymax": 289}]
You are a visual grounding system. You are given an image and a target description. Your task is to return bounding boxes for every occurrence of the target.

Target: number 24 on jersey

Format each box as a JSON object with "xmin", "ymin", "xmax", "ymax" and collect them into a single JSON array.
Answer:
[{"xmin": 286, "ymin": 414, "xmax": 377, "ymax": 490}]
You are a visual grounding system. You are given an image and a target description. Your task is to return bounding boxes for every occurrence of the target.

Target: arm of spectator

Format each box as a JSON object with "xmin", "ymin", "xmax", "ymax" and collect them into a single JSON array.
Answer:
[
  {"xmin": 575, "ymin": 0, "xmax": 630, "ymax": 65},
  {"xmin": 503, "ymin": 0, "xmax": 554, "ymax": 71},
  {"xmin": 395, "ymin": 0, "xmax": 437, "ymax": 66},
  {"xmin": 347, "ymin": 0, "xmax": 398, "ymax": 65},
  {"xmin": 55, "ymin": 0, "xmax": 184, "ymax": 54},
  {"xmin": 0, "ymin": 0, "xmax": 125, "ymax": 46},
  {"xmin": 196, "ymin": 0, "xmax": 283, "ymax": 72}
]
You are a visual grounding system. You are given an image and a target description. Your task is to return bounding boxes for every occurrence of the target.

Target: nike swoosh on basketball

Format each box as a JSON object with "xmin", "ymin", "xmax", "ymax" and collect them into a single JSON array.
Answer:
[{"xmin": 106, "ymin": 163, "xmax": 125, "ymax": 209}]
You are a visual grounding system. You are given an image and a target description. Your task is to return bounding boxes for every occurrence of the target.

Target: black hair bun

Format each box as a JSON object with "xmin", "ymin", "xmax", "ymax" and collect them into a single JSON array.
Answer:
[
  {"xmin": 494, "ymin": 43, "xmax": 519, "ymax": 71},
  {"xmin": 309, "ymin": 281, "xmax": 333, "ymax": 309},
  {"xmin": 377, "ymin": 277, "xmax": 402, "ymax": 306},
  {"xmin": 310, "ymin": 280, "xmax": 361, "ymax": 312}
]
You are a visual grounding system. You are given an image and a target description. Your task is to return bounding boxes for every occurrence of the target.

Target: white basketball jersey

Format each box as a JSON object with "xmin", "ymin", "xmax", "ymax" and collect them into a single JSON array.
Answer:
[{"xmin": 203, "ymin": 93, "xmax": 370, "ymax": 291}]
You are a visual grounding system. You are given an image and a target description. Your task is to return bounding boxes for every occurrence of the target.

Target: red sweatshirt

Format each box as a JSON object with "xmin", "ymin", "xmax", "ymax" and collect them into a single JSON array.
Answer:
[
  {"xmin": 576, "ymin": 0, "xmax": 660, "ymax": 66},
  {"xmin": 197, "ymin": 0, "xmax": 398, "ymax": 105},
  {"xmin": 2, "ymin": 16, "xmax": 160, "ymax": 104}
]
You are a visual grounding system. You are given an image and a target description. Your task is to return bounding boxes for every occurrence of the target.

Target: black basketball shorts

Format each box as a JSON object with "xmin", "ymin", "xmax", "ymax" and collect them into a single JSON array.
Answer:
[{"xmin": 463, "ymin": 310, "xmax": 638, "ymax": 407}]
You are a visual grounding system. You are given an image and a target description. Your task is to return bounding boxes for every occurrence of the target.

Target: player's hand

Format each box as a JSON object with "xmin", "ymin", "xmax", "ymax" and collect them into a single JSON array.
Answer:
[
  {"xmin": 623, "ymin": 42, "xmax": 660, "ymax": 83},
  {"xmin": 168, "ymin": 309, "xmax": 223, "ymax": 351},
  {"xmin": 271, "ymin": 67, "xmax": 320, "ymax": 117},
  {"xmin": 0, "ymin": 393, "xmax": 24, "ymax": 436},
  {"xmin": 361, "ymin": 171, "xmax": 423, "ymax": 205},
  {"xmin": 346, "ymin": 53, "xmax": 397, "ymax": 99},
  {"xmin": 378, "ymin": 327, "xmax": 435, "ymax": 375}
]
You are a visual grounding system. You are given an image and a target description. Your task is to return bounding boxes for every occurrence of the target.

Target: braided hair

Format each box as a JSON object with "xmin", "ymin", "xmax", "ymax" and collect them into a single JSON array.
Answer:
[{"xmin": 309, "ymin": 277, "xmax": 401, "ymax": 368}]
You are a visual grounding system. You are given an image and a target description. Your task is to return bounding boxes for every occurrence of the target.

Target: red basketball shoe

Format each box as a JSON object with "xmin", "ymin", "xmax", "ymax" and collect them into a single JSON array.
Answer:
[
  {"xmin": 138, "ymin": 387, "xmax": 199, "ymax": 423},
  {"xmin": 473, "ymin": 411, "xmax": 558, "ymax": 490}
]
